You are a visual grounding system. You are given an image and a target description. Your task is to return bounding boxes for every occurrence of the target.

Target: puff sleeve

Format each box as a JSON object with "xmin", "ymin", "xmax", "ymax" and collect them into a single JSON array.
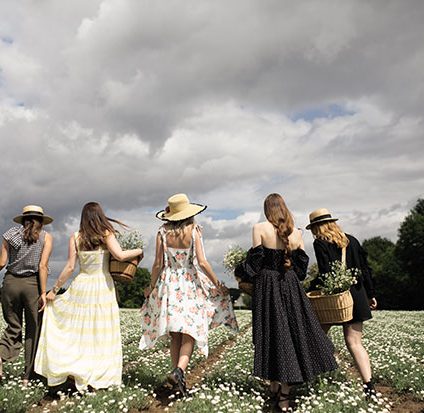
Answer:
[
  {"xmin": 291, "ymin": 249, "xmax": 309, "ymax": 281},
  {"xmin": 234, "ymin": 245, "xmax": 265, "ymax": 283}
]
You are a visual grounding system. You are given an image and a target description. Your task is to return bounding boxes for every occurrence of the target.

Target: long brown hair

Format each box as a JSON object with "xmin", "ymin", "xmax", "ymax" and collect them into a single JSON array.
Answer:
[
  {"xmin": 22, "ymin": 217, "xmax": 43, "ymax": 244},
  {"xmin": 264, "ymin": 193, "xmax": 294, "ymax": 270},
  {"xmin": 78, "ymin": 202, "xmax": 127, "ymax": 251},
  {"xmin": 165, "ymin": 217, "xmax": 195, "ymax": 236},
  {"xmin": 310, "ymin": 221, "xmax": 350, "ymax": 249}
]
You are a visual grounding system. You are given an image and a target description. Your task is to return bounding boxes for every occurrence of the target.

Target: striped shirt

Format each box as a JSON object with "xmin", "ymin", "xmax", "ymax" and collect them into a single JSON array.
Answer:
[{"xmin": 3, "ymin": 226, "xmax": 47, "ymax": 276}]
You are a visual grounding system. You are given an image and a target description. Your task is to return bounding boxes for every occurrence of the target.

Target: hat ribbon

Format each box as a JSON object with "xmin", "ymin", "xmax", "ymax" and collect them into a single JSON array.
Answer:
[{"xmin": 310, "ymin": 213, "xmax": 332, "ymax": 223}]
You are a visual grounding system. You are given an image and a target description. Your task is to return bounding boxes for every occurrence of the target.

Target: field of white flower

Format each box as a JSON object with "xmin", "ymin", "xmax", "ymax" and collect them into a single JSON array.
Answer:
[{"xmin": 0, "ymin": 310, "xmax": 422, "ymax": 413}]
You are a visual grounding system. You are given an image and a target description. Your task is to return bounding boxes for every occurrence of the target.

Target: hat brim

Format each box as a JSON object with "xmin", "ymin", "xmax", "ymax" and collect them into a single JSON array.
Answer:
[
  {"xmin": 13, "ymin": 214, "xmax": 54, "ymax": 225},
  {"xmin": 306, "ymin": 217, "xmax": 338, "ymax": 230},
  {"xmin": 156, "ymin": 204, "xmax": 207, "ymax": 221}
]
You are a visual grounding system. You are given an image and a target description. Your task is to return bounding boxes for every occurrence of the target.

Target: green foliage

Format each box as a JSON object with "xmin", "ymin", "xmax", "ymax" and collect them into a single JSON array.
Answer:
[
  {"xmin": 242, "ymin": 293, "xmax": 252, "ymax": 309},
  {"xmin": 363, "ymin": 236, "xmax": 407, "ymax": 309},
  {"xmin": 363, "ymin": 199, "xmax": 424, "ymax": 310},
  {"xmin": 303, "ymin": 262, "xmax": 319, "ymax": 290},
  {"xmin": 115, "ymin": 267, "xmax": 151, "ymax": 308},
  {"xmin": 395, "ymin": 199, "xmax": 424, "ymax": 309}
]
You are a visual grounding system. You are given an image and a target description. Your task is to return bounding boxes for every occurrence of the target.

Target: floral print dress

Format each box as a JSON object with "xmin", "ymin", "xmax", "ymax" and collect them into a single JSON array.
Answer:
[{"xmin": 139, "ymin": 226, "xmax": 238, "ymax": 356}]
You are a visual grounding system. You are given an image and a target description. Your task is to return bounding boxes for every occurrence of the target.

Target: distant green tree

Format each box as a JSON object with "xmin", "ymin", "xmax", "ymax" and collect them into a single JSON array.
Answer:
[
  {"xmin": 362, "ymin": 237, "xmax": 405, "ymax": 309},
  {"xmin": 395, "ymin": 198, "xmax": 424, "ymax": 309},
  {"xmin": 242, "ymin": 293, "xmax": 252, "ymax": 310},
  {"xmin": 115, "ymin": 267, "xmax": 151, "ymax": 308}
]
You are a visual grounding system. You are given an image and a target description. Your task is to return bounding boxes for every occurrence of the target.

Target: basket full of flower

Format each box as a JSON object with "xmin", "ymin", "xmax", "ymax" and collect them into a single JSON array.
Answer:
[
  {"xmin": 223, "ymin": 246, "xmax": 251, "ymax": 295},
  {"xmin": 110, "ymin": 230, "xmax": 144, "ymax": 283},
  {"xmin": 307, "ymin": 260, "xmax": 359, "ymax": 324}
]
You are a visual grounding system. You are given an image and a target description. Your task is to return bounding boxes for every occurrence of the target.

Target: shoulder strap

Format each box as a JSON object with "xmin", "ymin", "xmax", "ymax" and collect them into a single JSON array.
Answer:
[
  {"xmin": 74, "ymin": 231, "xmax": 79, "ymax": 252},
  {"xmin": 192, "ymin": 225, "xmax": 206, "ymax": 259},
  {"xmin": 158, "ymin": 226, "xmax": 168, "ymax": 266},
  {"xmin": 341, "ymin": 246, "xmax": 346, "ymax": 266}
]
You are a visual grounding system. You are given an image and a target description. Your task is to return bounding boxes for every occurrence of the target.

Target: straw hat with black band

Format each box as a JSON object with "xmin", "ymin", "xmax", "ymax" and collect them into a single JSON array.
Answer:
[
  {"xmin": 156, "ymin": 193, "xmax": 207, "ymax": 221},
  {"xmin": 306, "ymin": 208, "xmax": 338, "ymax": 230},
  {"xmin": 13, "ymin": 205, "xmax": 54, "ymax": 225}
]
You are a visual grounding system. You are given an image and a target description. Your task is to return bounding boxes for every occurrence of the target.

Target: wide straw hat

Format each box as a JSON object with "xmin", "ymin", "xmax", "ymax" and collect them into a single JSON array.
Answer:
[
  {"xmin": 13, "ymin": 205, "xmax": 54, "ymax": 225},
  {"xmin": 156, "ymin": 193, "xmax": 207, "ymax": 221},
  {"xmin": 306, "ymin": 208, "xmax": 338, "ymax": 230}
]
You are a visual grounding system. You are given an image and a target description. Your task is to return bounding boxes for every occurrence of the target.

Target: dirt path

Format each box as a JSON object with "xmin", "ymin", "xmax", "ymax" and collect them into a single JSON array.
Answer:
[
  {"xmin": 341, "ymin": 354, "xmax": 424, "ymax": 413},
  {"xmin": 143, "ymin": 327, "xmax": 251, "ymax": 412}
]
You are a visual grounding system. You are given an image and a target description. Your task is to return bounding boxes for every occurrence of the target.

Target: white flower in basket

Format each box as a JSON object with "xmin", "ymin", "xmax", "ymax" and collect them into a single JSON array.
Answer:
[
  {"xmin": 223, "ymin": 246, "xmax": 252, "ymax": 295},
  {"xmin": 116, "ymin": 230, "xmax": 145, "ymax": 250},
  {"xmin": 223, "ymin": 245, "xmax": 247, "ymax": 273},
  {"xmin": 110, "ymin": 230, "xmax": 144, "ymax": 284},
  {"xmin": 307, "ymin": 261, "xmax": 359, "ymax": 324}
]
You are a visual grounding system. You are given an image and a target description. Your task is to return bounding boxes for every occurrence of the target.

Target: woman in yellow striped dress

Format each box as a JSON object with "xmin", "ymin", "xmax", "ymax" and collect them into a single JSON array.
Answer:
[{"xmin": 35, "ymin": 202, "xmax": 143, "ymax": 391}]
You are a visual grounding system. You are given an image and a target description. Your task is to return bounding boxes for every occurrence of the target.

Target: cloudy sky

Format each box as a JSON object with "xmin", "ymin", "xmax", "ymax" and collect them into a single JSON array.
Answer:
[{"xmin": 1, "ymin": 0, "xmax": 423, "ymax": 287}]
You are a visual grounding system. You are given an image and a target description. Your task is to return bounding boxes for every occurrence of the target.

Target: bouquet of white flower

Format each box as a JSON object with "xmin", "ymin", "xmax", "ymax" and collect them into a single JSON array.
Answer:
[
  {"xmin": 110, "ymin": 229, "xmax": 144, "ymax": 284},
  {"xmin": 223, "ymin": 246, "xmax": 253, "ymax": 295},
  {"xmin": 116, "ymin": 229, "xmax": 144, "ymax": 250},
  {"xmin": 318, "ymin": 261, "xmax": 359, "ymax": 295},
  {"xmin": 223, "ymin": 246, "xmax": 247, "ymax": 273}
]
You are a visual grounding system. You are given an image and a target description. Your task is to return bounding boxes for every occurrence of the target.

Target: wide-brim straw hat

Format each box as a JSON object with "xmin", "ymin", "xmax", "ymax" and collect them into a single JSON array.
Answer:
[
  {"xmin": 156, "ymin": 193, "xmax": 207, "ymax": 221},
  {"xmin": 13, "ymin": 205, "xmax": 54, "ymax": 225},
  {"xmin": 306, "ymin": 208, "xmax": 338, "ymax": 230}
]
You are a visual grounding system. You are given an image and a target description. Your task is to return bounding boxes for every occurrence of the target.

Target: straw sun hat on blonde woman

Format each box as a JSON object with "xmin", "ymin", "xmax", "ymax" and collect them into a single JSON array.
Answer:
[
  {"xmin": 156, "ymin": 193, "xmax": 207, "ymax": 221},
  {"xmin": 306, "ymin": 208, "xmax": 338, "ymax": 230}
]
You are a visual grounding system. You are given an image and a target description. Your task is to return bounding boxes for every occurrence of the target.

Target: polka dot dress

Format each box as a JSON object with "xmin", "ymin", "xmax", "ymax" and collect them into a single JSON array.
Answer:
[{"xmin": 237, "ymin": 246, "xmax": 338, "ymax": 384}]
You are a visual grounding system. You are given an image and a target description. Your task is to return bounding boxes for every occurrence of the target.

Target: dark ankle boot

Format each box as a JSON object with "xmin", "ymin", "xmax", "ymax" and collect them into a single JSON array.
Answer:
[
  {"xmin": 168, "ymin": 367, "xmax": 187, "ymax": 396},
  {"xmin": 364, "ymin": 379, "xmax": 376, "ymax": 400}
]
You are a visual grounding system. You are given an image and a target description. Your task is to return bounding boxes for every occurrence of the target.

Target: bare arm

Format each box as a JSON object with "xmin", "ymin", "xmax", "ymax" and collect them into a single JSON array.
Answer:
[
  {"xmin": 291, "ymin": 228, "xmax": 305, "ymax": 250},
  {"xmin": 105, "ymin": 232, "xmax": 143, "ymax": 261},
  {"xmin": 0, "ymin": 239, "xmax": 8, "ymax": 270},
  {"xmin": 194, "ymin": 228, "xmax": 220, "ymax": 287},
  {"xmin": 252, "ymin": 224, "xmax": 262, "ymax": 247},
  {"xmin": 47, "ymin": 234, "xmax": 78, "ymax": 301},
  {"xmin": 38, "ymin": 233, "xmax": 53, "ymax": 311},
  {"xmin": 143, "ymin": 233, "xmax": 164, "ymax": 298}
]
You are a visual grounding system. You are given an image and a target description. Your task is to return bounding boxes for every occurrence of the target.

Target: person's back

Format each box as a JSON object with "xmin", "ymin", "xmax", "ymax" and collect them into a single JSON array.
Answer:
[
  {"xmin": 35, "ymin": 202, "xmax": 142, "ymax": 392},
  {"xmin": 253, "ymin": 221, "xmax": 304, "ymax": 252}
]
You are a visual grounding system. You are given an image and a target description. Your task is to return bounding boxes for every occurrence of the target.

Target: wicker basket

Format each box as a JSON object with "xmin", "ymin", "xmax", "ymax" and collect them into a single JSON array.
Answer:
[
  {"xmin": 109, "ymin": 257, "xmax": 139, "ymax": 283},
  {"xmin": 307, "ymin": 290, "xmax": 353, "ymax": 324}
]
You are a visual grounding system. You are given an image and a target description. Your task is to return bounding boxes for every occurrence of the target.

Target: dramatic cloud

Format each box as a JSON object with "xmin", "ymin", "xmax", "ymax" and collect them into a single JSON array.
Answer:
[{"xmin": 0, "ymin": 0, "xmax": 423, "ymax": 286}]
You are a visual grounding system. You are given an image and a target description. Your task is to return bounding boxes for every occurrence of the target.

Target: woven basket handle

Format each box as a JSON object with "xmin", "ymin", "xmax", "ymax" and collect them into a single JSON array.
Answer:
[{"xmin": 341, "ymin": 246, "xmax": 346, "ymax": 267}]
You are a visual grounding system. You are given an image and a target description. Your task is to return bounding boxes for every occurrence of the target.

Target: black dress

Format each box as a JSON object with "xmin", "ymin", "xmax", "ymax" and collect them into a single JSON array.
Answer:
[
  {"xmin": 235, "ymin": 245, "xmax": 338, "ymax": 384},
  {"xmin": 311, "ymin": 234, "xmax": 376, "ymax": 323}
]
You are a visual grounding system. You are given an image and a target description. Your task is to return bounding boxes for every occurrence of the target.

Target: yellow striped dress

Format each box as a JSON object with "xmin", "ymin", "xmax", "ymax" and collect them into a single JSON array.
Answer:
[{"xmin": 35, "ymin": 235, "xmax": 122, "ymax": 390}]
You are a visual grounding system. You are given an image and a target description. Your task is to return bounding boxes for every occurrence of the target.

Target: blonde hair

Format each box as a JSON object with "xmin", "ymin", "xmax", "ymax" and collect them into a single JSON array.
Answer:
[{"xmin": 310, "ymin": 221, "xmax": 349, "ymax": 249}]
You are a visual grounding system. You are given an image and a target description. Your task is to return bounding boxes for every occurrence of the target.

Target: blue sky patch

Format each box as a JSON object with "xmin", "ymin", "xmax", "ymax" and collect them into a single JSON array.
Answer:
[
  {"xmin": 1, "ymin": 36, "xmax": 14, "ymax": 44},
  {"xmin": 291, "ymin": 104, "xmax": 355, "ymax": 122}
]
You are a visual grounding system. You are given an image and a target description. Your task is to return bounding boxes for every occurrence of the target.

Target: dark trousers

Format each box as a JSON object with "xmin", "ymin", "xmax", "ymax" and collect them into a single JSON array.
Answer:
[{"xmin": 0, "ymin": 273, "xmax": 42, "ymax": 379}]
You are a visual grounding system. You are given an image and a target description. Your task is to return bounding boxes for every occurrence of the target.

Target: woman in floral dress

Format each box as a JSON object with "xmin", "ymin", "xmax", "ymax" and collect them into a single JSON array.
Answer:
[{"xmin": 139, "ymin": 194, "xmax": 238, "ymax": 395}]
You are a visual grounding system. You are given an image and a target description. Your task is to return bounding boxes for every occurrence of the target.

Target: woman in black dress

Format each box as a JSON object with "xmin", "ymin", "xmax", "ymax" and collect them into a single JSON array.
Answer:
[
  {"xmin": 306, "ymin": 208, "xmax": 377, "ymax": 397},
  {"xmin": 236, "ymin": 194, "xmax": 337, "ymax": 411}
]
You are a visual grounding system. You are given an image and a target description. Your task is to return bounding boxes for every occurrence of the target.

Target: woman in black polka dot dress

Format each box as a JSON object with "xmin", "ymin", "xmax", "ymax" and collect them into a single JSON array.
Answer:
[{"xmin": 236, "ymin": 194, "xmax": 337, "ymax": 411}]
